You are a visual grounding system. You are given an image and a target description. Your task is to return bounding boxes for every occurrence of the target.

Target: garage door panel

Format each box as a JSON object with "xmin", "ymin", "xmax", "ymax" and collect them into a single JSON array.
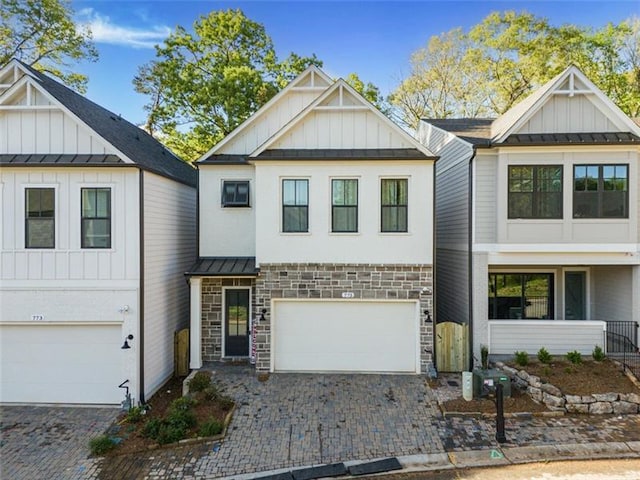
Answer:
[
  {"xmin": 273, "ymin": 300, "xmax": 418, "ymax": 373},
  {"xmin": 0, "ymin": 325, "xmax": 122, "ymax": 404}
]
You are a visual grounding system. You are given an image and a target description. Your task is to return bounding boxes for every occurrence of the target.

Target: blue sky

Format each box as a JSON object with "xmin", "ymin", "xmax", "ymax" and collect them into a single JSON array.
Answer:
[{"xmin": 72, "ymin": 1, "xmax": 639, "ymax": 126}]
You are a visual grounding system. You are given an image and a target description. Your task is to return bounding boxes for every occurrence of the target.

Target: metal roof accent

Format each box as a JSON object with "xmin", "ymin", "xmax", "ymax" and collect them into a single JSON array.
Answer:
[
  {"xmin": 256, "ymin": 148, "xmax": 434, "ymax": 160},
  {"xmin": 199, "ymin": 154, "xmax": 249, "ymax": 165},
  {"xmin": 185, "ymin": 257, "xmax": 258, "ymax": 277},
  {"xmin": 0, "ymin": 153, "xmax": 125, "ymax": 165},
  {"xmin": 503, "ymin": 132, "xmax": 640, "ymax": 146}
]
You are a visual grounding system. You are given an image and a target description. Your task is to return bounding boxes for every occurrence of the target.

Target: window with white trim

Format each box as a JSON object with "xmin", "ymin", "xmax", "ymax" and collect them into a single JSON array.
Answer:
[
  {"xmin": 81, "ymin": 188, "xmax": 111, "ymax": 248},
  {"xmin": 25, "ymin": 188, "xmax": 55, "ymax": 248}
]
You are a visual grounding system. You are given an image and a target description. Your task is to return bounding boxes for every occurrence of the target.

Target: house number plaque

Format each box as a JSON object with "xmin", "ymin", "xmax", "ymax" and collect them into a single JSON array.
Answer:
[{"xmin": 341, "ymin": 292, "xmax": 355, "ymax": 298}]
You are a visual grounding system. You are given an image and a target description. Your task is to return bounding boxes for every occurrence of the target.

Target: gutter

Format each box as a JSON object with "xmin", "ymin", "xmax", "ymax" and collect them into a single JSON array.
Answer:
[
  {"xmin": 138, "ymin": 169, "xmax": 146, "ymax": 404},
  {"xmin": 467, "ymin": 147, "xmax": 477, "ymax": 371}
]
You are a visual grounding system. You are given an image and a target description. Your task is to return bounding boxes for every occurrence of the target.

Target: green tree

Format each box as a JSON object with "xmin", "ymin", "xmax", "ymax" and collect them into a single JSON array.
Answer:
[
  {"xmin": 345, "ymin": 72, "xmax": 388, "ymax": 113},
  {"xmin": 134, "ymin": 9, "xmax": 321, "ymax": 161},
  {"xmin": 391, "ymin": 11, "xmax": 640, "ymax": 127},
  {"xmin": 0, "ymin": 0, "xmax": 97, "ymax": 93}
]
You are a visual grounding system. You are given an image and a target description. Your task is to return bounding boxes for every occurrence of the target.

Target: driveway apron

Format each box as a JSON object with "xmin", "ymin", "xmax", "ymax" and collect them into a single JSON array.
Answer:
[
  {"xmin": 146, "ymin": 365, "xmax": 444, "ymax": 479},
  {"xmin": 0, "ymin": 405, "xmax": 118, "ymax": 480}
]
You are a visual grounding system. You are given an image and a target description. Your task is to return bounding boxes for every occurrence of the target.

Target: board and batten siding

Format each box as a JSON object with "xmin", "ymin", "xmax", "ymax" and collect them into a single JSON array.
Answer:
[
  {"xmin": 517, "ymin": 95, "xmax": 619, "ymax": 134},
  {"xmin": 591, "ymin": 266, "xmax": 634, "ymax": 323},
  {"xmin": 218, "ymin": 91, "xmax": 322, "ymax": 155},
  {"xmin": 417, "ymin": 121, "xmax": 473, "ymax": 325},
  {"xmin": 198, "ymin": 165, "xmax": 256, "ymax": 257},
  {"xmin": 0, "ymin": 167, "xmax": 140, "ymax": 281},
  {"xmin": 270, "ymin": 110, "xmax": 416, "ymax": 150},
  {"xmin": 473, "ymin": 155, "xmax": 498, "ymax": 244},
  {"xmin": 488, "ymin": 320, "xmax": 606, "ymax": 355},
  {"xmin": 142, "ymin": 171, "xmax": 196, "ymax": 398},
  {"xmin": 0, "ymin": 108, "xmax": 113, "ymax": 155}
]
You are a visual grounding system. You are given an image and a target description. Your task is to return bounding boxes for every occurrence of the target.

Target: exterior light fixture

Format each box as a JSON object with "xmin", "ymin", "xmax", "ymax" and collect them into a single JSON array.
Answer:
[{"xmin": 121, "ymin": 334, "xmax": 134, "ymax": 349}]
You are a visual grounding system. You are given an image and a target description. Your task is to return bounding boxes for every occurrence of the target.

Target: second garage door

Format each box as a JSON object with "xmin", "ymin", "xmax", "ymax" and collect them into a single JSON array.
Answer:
[{"xmin": 272, "ymin": 300, "xmax": 419, "ymax": 373}]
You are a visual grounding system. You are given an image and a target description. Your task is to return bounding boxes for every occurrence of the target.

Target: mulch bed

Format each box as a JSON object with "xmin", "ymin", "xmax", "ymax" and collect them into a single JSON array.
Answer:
[
  {"xmin": 103, "ymin": 375, "xmax": 232, "ymax": 455},
  {"xmin": 441, "ymin": 384, "xmax": 550, "ymax": 415}
]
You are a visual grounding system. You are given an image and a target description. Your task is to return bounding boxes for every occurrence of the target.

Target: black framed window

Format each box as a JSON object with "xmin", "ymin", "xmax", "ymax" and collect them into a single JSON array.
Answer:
[
  {"xmin": 282, "ymin": 179, "xmax": 308, "ymax": 232},
  {"xmin": 573, "ymin": 164, "xmax": 628, "ymax": 218},
  {"xmin": 222, "ymin": 180, "xmax": 250, "ymax": 207},
  {"xmin": 332, "ymin": 179, "xmax": 358, "ymax": 232},
  {"xmin": 381, "ymin": 179, "xmax": 408, "ymax": 232},
  {"xmin": 488, "ymin": 273, "xmax": 554, "ymax": 320},
  {"xmin": 25, "ymin": 188, "xmax": 55, "ymax": 248},
  {"xmin": 81, "ymin": 188, "xmax": 111, "ymax": 248},
  {"xmin": 508, "ymin": 165, "xmax": 562, "ymax": 219}
]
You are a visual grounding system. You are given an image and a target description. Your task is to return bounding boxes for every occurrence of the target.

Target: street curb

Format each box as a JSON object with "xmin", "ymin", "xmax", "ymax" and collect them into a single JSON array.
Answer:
[{"xmin": 219, "ymin": 442, "xmax": 640, "ymax": 480}]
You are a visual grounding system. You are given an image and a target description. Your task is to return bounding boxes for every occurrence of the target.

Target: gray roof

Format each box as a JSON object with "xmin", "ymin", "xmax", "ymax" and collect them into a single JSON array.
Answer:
[
  {"xmin": 185, "ymin": 257, "xmax": 258, "ymax": 277},
  {"xmin": 16, "ymin": 61, "xmax": 196, "ymax": 187},
  {"xmin": 504, "ymin": 132, "xmax": 640, "ymax": 146},
  {"xmin": 199, "ymin": 154, "xmax": 249, "ymax": 165},
  {"xmin": 425, "ymin": 118, "xmax": 493, "ymax": 146},
  {"xmin": 256, "ymin": 148, "xmax": 435, "ymax": 160},
  {"xmin": 0, "ymin": 153, "xmax": 124, "ymax": 165},
  {"xmin": 426, "ymin": 118, "xmax": 640, "ymax": 147}
]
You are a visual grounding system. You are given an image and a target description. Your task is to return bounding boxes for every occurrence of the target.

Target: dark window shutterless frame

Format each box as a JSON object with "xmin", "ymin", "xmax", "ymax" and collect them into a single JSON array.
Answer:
[
  {"xmin": 221, "ymin": 180, "xmax": 250, "ymax": 207},
  {"xmin": 81, "ymin": 188, "xmax": 111, "ymax": 248},
  {"xmin": 381, "ymin": 178, "xmax": 408, "ymax": 232},
  {"xmin": 25, "ymin": 188, "xmax": 55, "ymax": 248},
  {"xmin": 282, "ymin": 179, "xmax": 309, "ymax": 232},
  {"xmin": 331, "ymin": 179, "xmax": 358, "ymax": 233},
  {"xmin": 573, "ymin": 164, "xmax": 628, "ymax": 218},
  {"xmin": 508, "ymin": 165, "xmax": 563, "ymax": 219}
]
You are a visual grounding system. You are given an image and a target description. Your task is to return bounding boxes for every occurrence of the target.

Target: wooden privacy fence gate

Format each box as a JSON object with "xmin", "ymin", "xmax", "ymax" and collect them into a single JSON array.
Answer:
[{"xmin": 435, "ymin": 321, "xmax": 468, "ymax": 372}]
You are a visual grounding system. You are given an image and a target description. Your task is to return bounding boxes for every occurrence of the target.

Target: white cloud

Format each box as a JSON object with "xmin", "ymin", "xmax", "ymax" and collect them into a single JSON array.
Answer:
[{"xmin": 78, "ymin": 8, "xmax": 171, "ymax": 49}]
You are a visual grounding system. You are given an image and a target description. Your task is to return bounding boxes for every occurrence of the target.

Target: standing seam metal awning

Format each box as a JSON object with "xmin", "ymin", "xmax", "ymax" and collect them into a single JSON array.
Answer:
[{"xmin": 185, "ymin": 257, "xmax": 258, "ymax": 277}]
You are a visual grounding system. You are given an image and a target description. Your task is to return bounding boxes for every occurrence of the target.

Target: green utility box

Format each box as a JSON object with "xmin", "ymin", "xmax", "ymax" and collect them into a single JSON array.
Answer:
[{"xmin": 472, "ymin": 369, "xmax": 511, "ymax": 398}]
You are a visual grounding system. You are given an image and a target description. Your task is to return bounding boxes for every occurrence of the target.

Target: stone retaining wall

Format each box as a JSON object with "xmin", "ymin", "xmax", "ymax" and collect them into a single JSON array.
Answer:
[{"xmin": 495, "ymin": 362, "xmax": 640, "ymax": 414}]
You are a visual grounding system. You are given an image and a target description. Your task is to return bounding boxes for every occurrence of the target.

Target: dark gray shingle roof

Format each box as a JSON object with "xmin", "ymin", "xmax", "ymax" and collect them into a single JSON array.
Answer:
[
  {"xmin": 425, "ymin": 118, "xmax": 494, "ymax": 146},
  {"xmin": 256, "ymin": 148, "xmax": 434, "ymax": 160},
  {"xmin": 185, "ymin": 257, "xmax": 258, "ymax": 277},
  {"xmin": 16, "ymin": 61, "xmax": 196, "ymax": 187},
  {"xmin": 0, "ymin": 154, "xmax": 124, "ymax": 165}
]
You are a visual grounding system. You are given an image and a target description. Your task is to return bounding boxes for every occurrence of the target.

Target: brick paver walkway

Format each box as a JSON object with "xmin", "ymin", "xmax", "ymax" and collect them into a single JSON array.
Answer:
[
  {"xmin": 0, "ymin": 405, "xmax": 118, "ymax": 480},
  {"xmin": 2, "ymin": 366, "xmax": 640, "ymax": 480}
]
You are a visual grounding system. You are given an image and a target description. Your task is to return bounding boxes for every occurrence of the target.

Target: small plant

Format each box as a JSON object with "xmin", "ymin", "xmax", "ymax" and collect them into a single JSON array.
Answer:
[
  {"xmin": 217, "ymin": 395, "xmax": 235, "ymax": 411},
  {"xmin": 480, "ymin": 345, "xmax": 489, "ymax": 370},
  {"xmin": 125, "ymin": 405, "xmax": 144, "ymax": 423},
  {"xmin": 89, "ymin": 435, "xmax": 117, "ymax": 456},
  {"xmin": 566, "ymin": 350, "xmax": 583, "ymax": 365},
  {"xmin": 564, "ymin": 366, "xmax": 576, "ymax": 374},
  {"xmin": 514, "ymin": 351, "xmax": 529, "ymax": 367},
  {"xmin": 537, "ymin": 347, "xmax": 552, "ymax": 364},
  {"xmin": 188, "ymin": 371, "xmax": 212, "ymax": 393},
  {"xmin": 542, "ymin": 366, "xmax": 551, "ymax": 377},
  {"xmin": 142, "ymin": 396, "xmax": 197, "ymax": 445},
  {"xmin": 592, "ymin": 345, "xmax": 606, "ymax": 362},
  {"xmin": 201, "ymin": 385, "xmax": 220, "ymax": 401},
  {"xmin": 199, "ymin": 417, "xmax": 224, "ymax": 437}
]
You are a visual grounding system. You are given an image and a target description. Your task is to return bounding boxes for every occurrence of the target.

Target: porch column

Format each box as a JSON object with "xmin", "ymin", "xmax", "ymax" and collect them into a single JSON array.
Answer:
[{"xmin": 189, "ymin": 277, "xmax": 202, "ymax": 369}]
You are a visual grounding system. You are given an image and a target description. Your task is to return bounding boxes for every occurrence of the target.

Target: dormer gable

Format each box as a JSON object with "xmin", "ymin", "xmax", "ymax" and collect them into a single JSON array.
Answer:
[
  {"xmin": 492, "ymin": 65, "xmax": 640, "ymax": 143},
  {"xmin": 251, "ymin": 79, "xmax": 436, "ymax": 158},
  {"xmin": 198, "ymin": 66, "xmax": 333, "ymax": 159}
]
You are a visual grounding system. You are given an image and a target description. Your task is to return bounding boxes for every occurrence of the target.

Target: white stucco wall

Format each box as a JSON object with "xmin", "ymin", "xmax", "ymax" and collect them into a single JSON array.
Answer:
[{"xmin": 254, "ymin": 160, "xmax": 434, "ymax": 265}]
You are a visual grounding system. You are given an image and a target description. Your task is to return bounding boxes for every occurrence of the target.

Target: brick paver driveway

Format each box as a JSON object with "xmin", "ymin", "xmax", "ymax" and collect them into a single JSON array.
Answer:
[
  {"xmin": 0, "ymin": 405, "xmax": 118, "ymax": 480},
  {"xmin": 98, "ymin": 365, "xmax": 444, "ymax": 479}
]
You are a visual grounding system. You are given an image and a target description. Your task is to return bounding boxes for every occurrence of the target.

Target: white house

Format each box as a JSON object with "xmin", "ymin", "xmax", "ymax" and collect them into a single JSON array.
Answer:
[
  {"xmin": 0, "ymin": 60, "xmax": 197, "ymax": 405},
  {"xmin": 418, "ymin": 65, "xmax": 640, "ymax": 369},
  {"xmin": 187, "ymin": 66, "xmax": 437, "ymax": 374}
]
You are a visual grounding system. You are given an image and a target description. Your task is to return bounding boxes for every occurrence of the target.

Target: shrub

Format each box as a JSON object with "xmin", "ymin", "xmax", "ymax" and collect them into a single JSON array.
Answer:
[
  {"xmin": 126, "ymin": 406, "xmax": 145, "ymax": 423},
  {"xmin": 217, "ymin": 395, "xmax": 235, "ymax": 411},
  {"xmin": 537, "ymin": 347, "xmax": 552, "ymax": 364},
  {"xmin": 567, "ymin": 350, "xmax": 583, "ymax": 365},
  {"xmin": 142, "ymin": 418, "xmax": 163, "ymax": 439},
  {"xmin": 89, "ymin": 435, "xmax": 117, "ymax": 456},
  {"xmin": 187, "ymin": 371, "xmax": 212, "ymax": 393},
  {"xmin": 143, "ymin": 396, "xmax": 197, "ymax": 445},
  {"xmin": 592, "ymin": 345, "xmax": 606, "ymax": 362},
  {"xmin": 480, "ymin": 345, "xmax": 489, "ymax": 370},
  {"xmin": 199, "ymin": 417, "xmax": 224, "ymax": 437},
  {"xmin": 514, "ymin": 351, "xmax": 529, "ymax": 367},
  {"xmin": 201, "ymin": 385, "xmax": 220, "ymax": 401}
]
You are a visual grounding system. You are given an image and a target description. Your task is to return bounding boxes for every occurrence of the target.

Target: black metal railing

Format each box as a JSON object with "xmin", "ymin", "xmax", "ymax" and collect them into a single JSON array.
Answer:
[
  {"xmin": 606, "ymin": 321, "xmax": 639, "ymax": 348},
  {"xmin": 606, "ymin": 330, "xmax": 640, "ymax": 380}
]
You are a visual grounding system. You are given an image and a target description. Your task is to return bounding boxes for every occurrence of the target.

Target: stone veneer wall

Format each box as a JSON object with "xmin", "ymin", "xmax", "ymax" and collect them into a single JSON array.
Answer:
[
  {"xmin": 253, "ymin": 263, "xmax": 434, "ymax": 373},
  {"xmin": 201, "ymin": 277, "xmax": 255, "ymax": 362}
]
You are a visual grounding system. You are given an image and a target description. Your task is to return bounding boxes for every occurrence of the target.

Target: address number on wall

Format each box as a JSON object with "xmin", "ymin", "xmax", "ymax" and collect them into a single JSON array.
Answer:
[
  {"xmin": 31, "ymin": 314, "xmax": 45, "ymax": 321},
  {"xmin": 341, "ymin": 292, "xmax": 355, "ymax": 298}
]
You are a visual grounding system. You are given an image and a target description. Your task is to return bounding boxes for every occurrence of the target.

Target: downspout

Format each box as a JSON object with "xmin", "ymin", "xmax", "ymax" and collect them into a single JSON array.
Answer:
[
  {"xmin": 467, "ymin": 147, "xmax": 477, "ymax": 371},
  {"xmin": 431, "ymin": 157, "xmax": 437, "ymax": 373},
  {"xmin": 139, "ymin": 169, "xmax": 146, "ymax": 404}
]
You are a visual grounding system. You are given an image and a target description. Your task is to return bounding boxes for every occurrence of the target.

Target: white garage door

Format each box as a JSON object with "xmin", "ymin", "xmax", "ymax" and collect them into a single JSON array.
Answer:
[
  {"xmin": 0, "ymin": 324, "xmax": 123, "ymax": 404},
  {"xmin": 272, "ymin": 300, "xmax": 419, "ymax": 373}
]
